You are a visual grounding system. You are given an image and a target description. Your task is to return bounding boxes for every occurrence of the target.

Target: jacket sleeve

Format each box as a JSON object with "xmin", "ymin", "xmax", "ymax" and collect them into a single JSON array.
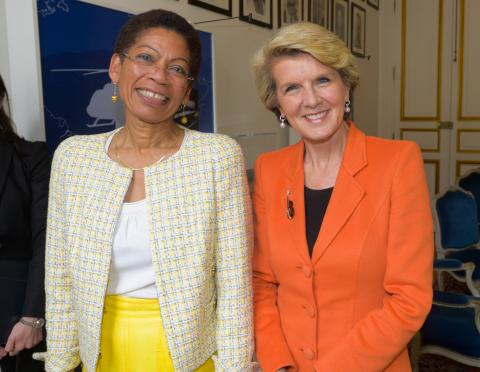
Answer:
[
  {"xmin": 22, "ymin": 141, "xmax": 51, "ymax": 318},
  {"xmin": 252, "ymin": 155, "xmax": 297, "ymax": 372},
  {"xmin": 38, "ymin": 141, "xmax": 81, "ymax": 371},
  {"xmin": 212, "ymin": 138, "xmax": 254, "ymax": 371},
  {"xmin": 315, "ymin": 143, "xmax": 434, "ymax": 372}
]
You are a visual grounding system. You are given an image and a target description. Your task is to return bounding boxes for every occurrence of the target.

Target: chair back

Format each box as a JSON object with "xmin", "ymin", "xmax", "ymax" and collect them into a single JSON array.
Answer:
[
  {"xmin": 458, "ymin": 169, "xmax": 480, "ymax": 224},
  {"xmin": 434, "ymin": 188, "xmax": 479, "ymax": 254},
  {"xmin": 421, "ymin": 291, "xmax": 480, "ymax": 361}
]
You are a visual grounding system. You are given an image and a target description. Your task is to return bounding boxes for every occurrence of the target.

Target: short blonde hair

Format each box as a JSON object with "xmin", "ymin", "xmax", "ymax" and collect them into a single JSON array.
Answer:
[{"xmin": 251, "ymin": 22, "xmax": 359, "ymax": 112}]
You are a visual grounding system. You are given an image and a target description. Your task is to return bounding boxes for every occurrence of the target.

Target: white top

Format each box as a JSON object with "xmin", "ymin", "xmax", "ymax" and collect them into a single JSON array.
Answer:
[{"xmin": 105, "ymin": 131, "xmax": 157, "ymax": 298}]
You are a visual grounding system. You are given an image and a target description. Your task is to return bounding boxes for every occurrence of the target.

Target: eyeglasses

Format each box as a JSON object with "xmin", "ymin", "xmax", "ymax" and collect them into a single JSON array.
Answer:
[{"xmin": 121, "ymin": 52, "xmax": 194, "ymax": 82}]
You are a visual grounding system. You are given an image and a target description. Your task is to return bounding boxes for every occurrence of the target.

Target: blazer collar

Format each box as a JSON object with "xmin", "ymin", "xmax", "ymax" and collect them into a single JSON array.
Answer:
[
  {"xmin": 283, "ymin": 140, "xmax": 308, "ymax": 261},
  {"xmin": 340, "ymin": 121, "xmax": 368, "ymax": 177},
  {"xmin": 0, "ymin": 141, "xmax": 14, "ymax": 196},
  {"xmin": 283, "ymin": 122, "xmax": 368, "ymax": 264}
]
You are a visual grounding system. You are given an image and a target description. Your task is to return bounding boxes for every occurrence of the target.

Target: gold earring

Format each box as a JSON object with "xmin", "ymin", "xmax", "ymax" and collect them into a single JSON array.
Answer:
[
  {"xmin": 112, "ymin": 82, "xmax": 118, "ymax": 103},
  {"xmin": 180, "ymin": 104, "xmax": 188, "ymax": 125}
]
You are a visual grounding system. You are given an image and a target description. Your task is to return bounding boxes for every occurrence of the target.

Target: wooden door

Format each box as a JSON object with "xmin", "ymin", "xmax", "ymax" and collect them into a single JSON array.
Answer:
[{"xmin": 391, "ymin": 0, "xmax": 480, "ymax": 197}]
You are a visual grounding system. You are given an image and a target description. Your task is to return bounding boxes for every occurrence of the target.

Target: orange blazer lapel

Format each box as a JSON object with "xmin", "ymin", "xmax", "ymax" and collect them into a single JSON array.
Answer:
[
  {"xmin": 311, "ymin": 123, "xmax": 368, "ymax": 264},
  {"xmin": 282, "ymin": 141, "xmax": 311, "ymax": 262}
]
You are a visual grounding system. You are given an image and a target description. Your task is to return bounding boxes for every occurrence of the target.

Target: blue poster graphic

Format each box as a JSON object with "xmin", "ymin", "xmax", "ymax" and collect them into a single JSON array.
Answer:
[{"xmin": 37, "ymin": 0, "xmax": 214, "ymax": 151}]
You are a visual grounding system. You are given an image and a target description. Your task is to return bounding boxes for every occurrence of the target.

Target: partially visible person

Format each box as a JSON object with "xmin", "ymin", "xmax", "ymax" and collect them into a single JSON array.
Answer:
[
  {"xmin": 0, "ymin": 74, "xmax": 50, "ymax": 371},
  {"xmin": 251, "ymin": 22, "xmax": 433, "ymax": 371},
  {"xmin": 38, "ymin": 9, "xmax": 253, "ymax": 372}
]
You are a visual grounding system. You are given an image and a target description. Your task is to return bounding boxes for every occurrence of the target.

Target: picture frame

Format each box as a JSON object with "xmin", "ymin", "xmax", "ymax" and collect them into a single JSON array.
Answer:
[
  {"xmin": 240, "ymin": 0, "xmax": 273, "ymax": 28},
  {"xmin": 350, "ymin": 2, "xmax": 365, "ymax": 57},
  {"xmin": 309, "ymin": 0, "xmax": 328, "ymax": 28},
  {"xmin": 278, "ymin": 0, "xmax": 304, "ymax": 27},
  {"xmin": 367, "ymin": 0, "xmax": 378, "ymax": 10},
  {"xmin": 189, "ymin": 0, "xmax": 232, "ymax": 16},
  {"xmin": 331, "ymin": 0, "xmax": 348, "ymax": 44}
]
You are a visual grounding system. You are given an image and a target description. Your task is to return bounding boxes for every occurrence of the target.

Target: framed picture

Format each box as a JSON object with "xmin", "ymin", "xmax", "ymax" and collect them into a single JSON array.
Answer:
[
  {"xmin": 189, "ymin": 0, "xmax": 232, "ymax": 16},
  {"xmin": 351, "ymin": 3, "xmax": 365, "ymax": 57},
  {"xmin": 367, "ymin": 0, "xmax": 378, "ymax": 10},
  {"xmin": 331, "ymin": 0, "xmax": 348, "ymax": 43},
  {"xmin": 309, "ymin": 0, "xmax": 328, "ymax": 27},
  {"xmin": 240, "ymin": 0, "xmax": 273, "ymax": 28},
  {"xmin": 278, "ymin": 0, "xmax": 304, "ymax": 27}
]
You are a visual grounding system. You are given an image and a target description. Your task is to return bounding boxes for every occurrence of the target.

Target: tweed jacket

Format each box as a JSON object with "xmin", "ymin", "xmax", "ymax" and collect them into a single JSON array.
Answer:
[
  {"xmin": 253, "ymin": 123, "xmax": 433, "ymax": 371},
  {"xmin": 40, "ymin": 129, "xmax": 253, "ymax": 372}
]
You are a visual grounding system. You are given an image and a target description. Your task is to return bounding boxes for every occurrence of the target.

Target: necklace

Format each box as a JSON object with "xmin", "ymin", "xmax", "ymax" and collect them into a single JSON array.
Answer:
[
  {"xmin": 114, "ymin": 151, "xmax": 166, "ymax": 171},
  {"xmin": 113, "ymin": 129, "xmax": 180, "ymax": 171}
]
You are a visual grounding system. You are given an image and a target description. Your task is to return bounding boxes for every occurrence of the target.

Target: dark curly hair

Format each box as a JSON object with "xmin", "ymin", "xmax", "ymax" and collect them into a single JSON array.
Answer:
[{"xmin": 114, "ymin": 9, "xmax": 202, "ymax": 80}]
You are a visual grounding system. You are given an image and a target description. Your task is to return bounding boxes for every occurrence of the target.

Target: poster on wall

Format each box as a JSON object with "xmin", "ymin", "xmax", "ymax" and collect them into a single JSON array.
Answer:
[{"xmin": 37, "ymin": 0, "xmax": 214, "ymax": 152}]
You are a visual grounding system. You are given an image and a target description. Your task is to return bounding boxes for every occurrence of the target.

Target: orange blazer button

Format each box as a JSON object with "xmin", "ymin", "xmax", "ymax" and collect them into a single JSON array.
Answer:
[
  {"xmin": 301, "ymin": 347, "xmax": 315, "ymax": 360},
  {"xmin": 301, "ymin": 265, "xmax": 313, "ymax": 278},
  {"xmin": 303, "ymin": 304, "xmax": 316, "ymax": 318}
]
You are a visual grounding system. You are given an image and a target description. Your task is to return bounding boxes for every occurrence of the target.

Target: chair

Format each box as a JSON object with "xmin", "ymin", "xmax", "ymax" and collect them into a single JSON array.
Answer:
[
  {"xmin": 458, "ymin": 169, "xmax": 480, "ymax": 230},
  {"xmin": 418, "ymin": 203, "xmax": 480, "ymax": 369},
  {"xmin": 434, "ymin": 258, "xmax": 479, "ymax": 296},
  {"xmin": 434, "ymin": 187, "xmax": 480, "ymax": 290},
  {"xmin": 411, "ymin": 260, "xmax": 479, "ymax": 370},
  {"xmin": 420, "ymin": 289, "xmax": 480, "ymax": 368},
  {"xmin": 414, "ymin": 258, "xmax": 480, "ymax": 370}
]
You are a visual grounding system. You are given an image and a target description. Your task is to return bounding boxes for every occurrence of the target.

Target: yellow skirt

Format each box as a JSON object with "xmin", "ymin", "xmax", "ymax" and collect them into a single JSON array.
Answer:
[{"xmin": 83, "ymin": 295, "xmax": 214, "ymax": 372}]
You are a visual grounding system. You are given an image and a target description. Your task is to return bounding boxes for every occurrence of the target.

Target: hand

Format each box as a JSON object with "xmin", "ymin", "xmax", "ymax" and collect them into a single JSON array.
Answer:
[
  {"xmin": 0, "ymin": 346, "xmax": 7, "ymax": 359},
  {"xmin": 4, "ymin": 318, "xmax": 43, "ymax": 356}
]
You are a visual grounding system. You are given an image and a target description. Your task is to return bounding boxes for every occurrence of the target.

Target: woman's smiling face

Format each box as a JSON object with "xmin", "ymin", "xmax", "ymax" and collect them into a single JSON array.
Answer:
[
  {"xmin": 272, "ymin": 52, "xmax": 350, "ymax": 145},
  {"xmin": 109, "ymin": 27, "xmax": 192, "ymax": 127}
]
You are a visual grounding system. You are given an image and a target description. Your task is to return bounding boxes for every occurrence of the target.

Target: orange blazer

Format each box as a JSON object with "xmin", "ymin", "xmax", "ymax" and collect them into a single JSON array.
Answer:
[{"xmin": 253, "ymin": 123, "xmax": 433, "ymax": 372}]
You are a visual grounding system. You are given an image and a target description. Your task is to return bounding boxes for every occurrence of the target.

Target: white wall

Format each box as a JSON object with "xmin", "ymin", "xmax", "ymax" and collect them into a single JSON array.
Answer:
[
  {"xmin": 0, "ymin": 0, "xmax": 45, "ymax": 140},
  {"xmin": 378, "ymin": 0, "xmax": 397, "ymax": 140},
  {"xmin": 352, "ymin": 0, "xmax": 380, "ymax": 137},
  {"xmin": 0, "ymin": 0, "xmax": 380, "ymax": 168}
]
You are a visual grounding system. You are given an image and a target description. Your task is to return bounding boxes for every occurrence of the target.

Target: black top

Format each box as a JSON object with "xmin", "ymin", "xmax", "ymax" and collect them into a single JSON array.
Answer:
[{"xmin": 305, "ymin": 186, "xmax": 333, "ymax": 257}]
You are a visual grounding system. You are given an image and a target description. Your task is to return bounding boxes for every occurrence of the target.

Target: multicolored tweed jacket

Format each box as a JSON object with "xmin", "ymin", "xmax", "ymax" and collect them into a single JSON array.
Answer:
[{"xmin": 40, "ymin": 129, "xmax": 253, "ymax": 371}]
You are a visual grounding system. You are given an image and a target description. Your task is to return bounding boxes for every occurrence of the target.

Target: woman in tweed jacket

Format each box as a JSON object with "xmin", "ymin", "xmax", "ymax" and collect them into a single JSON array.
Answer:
[{"xmin": 40, "ymin": 9, "xmax": 253, "ymax": 372}]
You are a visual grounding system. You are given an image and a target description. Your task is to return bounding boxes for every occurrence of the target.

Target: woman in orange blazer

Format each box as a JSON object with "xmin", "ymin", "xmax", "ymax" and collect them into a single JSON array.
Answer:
[{"xmin": 251, "ymin": 23, "xmax": 433, "ymax": 372}]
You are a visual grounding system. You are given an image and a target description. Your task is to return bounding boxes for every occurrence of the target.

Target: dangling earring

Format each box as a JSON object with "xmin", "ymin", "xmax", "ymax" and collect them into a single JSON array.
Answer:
[
  {"xmin": 344, "ymin": 99, "xmax": 351, "ymax": 113},
  {"xmin": 279, "ymin": 114, "xmax": 287, "ymax": 128},
  {"xmin": 111, "ymin": 81, "xmax": 118, "ymax": 103},
  {"xmin": 179, "ymin": 104, "xmax": 188, "ymax": 125}
]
